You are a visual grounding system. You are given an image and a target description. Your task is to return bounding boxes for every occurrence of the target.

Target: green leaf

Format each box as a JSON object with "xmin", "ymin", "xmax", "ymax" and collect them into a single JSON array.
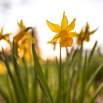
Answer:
[
  {"xmin": 22, "ymin": 57, "xmax": 29, "ymax": 98},
  {"xmin": 85, "ymin": 63, "xmax": 103, "ymax": 95},
  {"xmin": 6, "ymin": 76, "xmax": 17, "ymax": 103},
  {"xmin": 38, "ymin": 77, "xmax": 50, "ymax": 102},
  {"xmin": 77, "ymin": 51, "xmax": 87, "ymax": 103},
  {"xmin": 0, "ymin": 79, "xmax": 10, "ymax": 103},
  {"xmin": 72, "ymin": 42, "xmax": 83, "ymax": 103},
  {"xmin": 65, "ymin": 49, "xmax": 78, "ymax": 103},
  {"xmin": 90, "ymin": 83, "xmax": 103, "ymax": 103},
  {"xmin": 88, "ymin": 41, "xmax": 97, "ymax": 64},
  {"xmin": 2, "ymin": 48, "xmax": 25, "ymax": 103},
  {"xmin": 12, "ymin": 54, "xmax": 27, "ymax": 102},
  {"xmin": 32, "ymin": 44, "xmax": 54, "ymax": 103}
]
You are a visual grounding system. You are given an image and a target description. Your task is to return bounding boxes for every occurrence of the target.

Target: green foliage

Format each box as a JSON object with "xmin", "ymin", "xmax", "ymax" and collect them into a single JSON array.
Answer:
[{"xmin": 0, "ymin": 41, "xmax": 103, "ymax": 103}]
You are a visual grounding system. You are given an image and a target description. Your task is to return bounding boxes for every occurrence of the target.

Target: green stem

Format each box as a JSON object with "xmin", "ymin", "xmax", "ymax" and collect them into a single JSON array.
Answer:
[{"xmin": 59, "ymin": 45, "xmax": 62, "ymax": 102}]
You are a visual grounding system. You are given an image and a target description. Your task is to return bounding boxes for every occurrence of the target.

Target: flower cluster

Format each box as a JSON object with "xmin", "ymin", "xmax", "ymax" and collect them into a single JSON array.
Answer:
[
  {"xmin": 46, "ymin": 12, "xmax": 98, "ymax": 47},
  {"xmin": 0, "ymin": 11, "xmax": 98, "ymax": 53}
]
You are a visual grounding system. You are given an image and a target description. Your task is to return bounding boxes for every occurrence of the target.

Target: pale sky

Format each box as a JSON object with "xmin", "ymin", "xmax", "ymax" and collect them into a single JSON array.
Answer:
[{"xmin": 0, "ymin": 0, "xmax": 103, "ymax": 60}]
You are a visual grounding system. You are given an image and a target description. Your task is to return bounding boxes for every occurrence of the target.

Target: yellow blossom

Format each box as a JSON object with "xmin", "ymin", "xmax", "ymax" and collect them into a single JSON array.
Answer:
[
  {"xmin": 76, "ymin": 22, "xmax": 98, "ymax": 45},
  {"xmin": 0, "ymin": 27, "xmax": 11, "ymax": 44},
  {"xmin": 13, "ymin": 20, "xmax": 35, "ymax": 44},
  {"xmin": 46, "ymin": 12, "xmax": 77, "ymax": 47},
  {"xmin": 85, "ymin": 22, "xmax": 98, "ymax": 42},
  {"xmin": 17, "ymin": 36, "xmax": 33, "ymax": 60}
]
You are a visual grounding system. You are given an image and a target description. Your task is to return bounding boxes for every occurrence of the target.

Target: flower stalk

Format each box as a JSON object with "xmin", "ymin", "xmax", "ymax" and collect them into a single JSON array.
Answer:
[{"xmin": 59, "ymin": 45, "xmax": 62, "ymax": 102}]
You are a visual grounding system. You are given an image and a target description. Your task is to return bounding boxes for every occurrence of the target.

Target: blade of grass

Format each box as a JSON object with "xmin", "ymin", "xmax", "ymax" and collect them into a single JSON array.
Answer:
[
  {"xmin": 38, "ymin": 77, "xmax": 51, "ymax": 102},
  {"xmin": 85, "ymin": 63, "xmax": 103, "ymax": 95},
  {"xmin": 90, "ymin": 83, "xmax": 103, "ymax": 103},
  {"xmin": 34, "ymin": 66, "xmax": 38, "ymax": 103},
  {"xmin": 66, "ymin": 49, "xmax": 78, "ymax": 103},
  {"xmin": 77, "ymin": 51, "xmax": 87, "ymax": 103},
  {"xmin": 32, "ymin": 44, "xmax": 54, "ymax": 103},
  {"xmin": 12, "ymin": 54, "xmax": 27, "ymax": 102},
  {"xmin": 45, "ymin": 59, "xmax": 49, "ymax": 80},
  {"xmin": 29, "ymin": 66, "xmax": 37, "ymax": 103},
  {"xmin": 2, "ymin": 48, "xmax": 25, "ymax": 103},
  {"xmin": 59, "ymin": 45, "xmax": 62, "ymax": 103},
  {"xmin": 0, "ymin": 78, "xmax": 10, "ymax": 103},
  {"xmin": 72, "ymin": 43, "xmax": 83, "ymax": 103},
  {"xmin": 6, "ymin": 75, "xmax": 17, "ymax": 103},
  {"xmin": 88, "ymin": 41, "xmax": 97, "ymax": 65},
  {"xmin": 22, "ymin": 57, "xmax": 29, "ymax": 98},
  {"xmin": 12, "ymin": 43, "xmax": 28, "ymax": 102},
  {"xmin": 44, "ymin": 59, "xmax": 49, "ymax": 103},
  {"xmin": 55, "ymin": 57, "xmax": 60, "ymax": 103}
]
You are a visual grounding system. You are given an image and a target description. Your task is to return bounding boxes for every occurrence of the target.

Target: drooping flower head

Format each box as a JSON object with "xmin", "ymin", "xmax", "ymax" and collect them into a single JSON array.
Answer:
[
  {"xmin": 76, "ymin": 22, "xmax": 98, "ymax": 45},
  {"xmin": 0, "ymin": 27, "xmax": 12, "ymax": 44},
  {"xmin": 46, "ymin": 12, "xmax": 77, "ymax": 47},
  {"xmin": 13, "ymin": 20, "xmax": 35, "ymax": 44}
]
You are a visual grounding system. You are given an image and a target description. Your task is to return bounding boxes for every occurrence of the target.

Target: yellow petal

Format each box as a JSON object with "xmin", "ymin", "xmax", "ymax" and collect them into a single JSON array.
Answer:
[
  {"xmin": 69, "ymin": 32, "xmax": 78, "ymax": 37},
  {"xmin": 61, "ymin": 12, "xmax": 68, "ymax": 30},
  {"xmin": 17, "ymin": 20, "xmax": 26, "ymax": 31},
  {"xmin": 1, "ymin": 27, "xmax": 4, "ymax": 35},
  {"xmin": 89, "ymin": 28, "xmax": 98, "ymax": 35},
  {"xmin": 13, "ymin": 31, "xmax": 25, "ymax": 43},
  {"xmin": 46, "ymin": 20, "xmax": 61, "ymax": 33},
  {"xmin": 20, "ymin": 20, "xmax": 23, "ymax": 26},
  {"xmin": 86, "ymin": 22, "xmax": 90, "ymax": 29},
  {"xmin": 66, "ymin": 18, "xmax": 76, "ymax": 32},
  {"xmin": 17, "ymin": 20, "xmax": 21, "ymax": 28},
  {"xmin": 26, "ymin": 33, "xmax": 36, "ymax": 44},
  {"xmin": 48, "ymin": 34, "xmax": 60, "ymax": 43}
]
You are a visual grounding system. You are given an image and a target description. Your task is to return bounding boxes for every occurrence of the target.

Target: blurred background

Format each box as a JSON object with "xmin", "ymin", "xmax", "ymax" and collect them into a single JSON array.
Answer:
[
  {"xmin": 0, "ymin": 0, "xmax": 103, "ymax": 103},
  {"xmin": 0, "ymin": 0, "xmax": 103, "ymax": 60}
]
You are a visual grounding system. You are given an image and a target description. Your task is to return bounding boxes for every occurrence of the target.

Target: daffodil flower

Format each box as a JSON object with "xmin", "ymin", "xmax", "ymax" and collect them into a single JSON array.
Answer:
[
  {"xmin": 46, "ymin": 12, "xmax": 77, "ymax": 47},
  {"xmin": 0, "ymin": 27, "xmax": 12, "ymax": 44},
  {"xmin": 76, "ymin": 22, "xmax": 98, "ymax": 45},
  {"xmin": 13, "ymin": 20, "xmax": 35, "ymax": 44},
  {"xmin": 84, "ymin": 22, "xmax": 98, "ymax": 42},
  {"xmin": 17, "ymin": 36, "xmax": 33, "ymax": 59}
]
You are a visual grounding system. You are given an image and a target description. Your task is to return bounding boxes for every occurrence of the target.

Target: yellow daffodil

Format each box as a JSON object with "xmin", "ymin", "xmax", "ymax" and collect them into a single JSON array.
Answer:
[
  {"xmin": 0, "ymin": 27, "xmax": 11, "ymax": 44},
  {"xmin": 17, "ymin": 36, "xmax": 33, "ymax": 60},
  {"xmin": 46, "ymin": 12, "xmax": 77, "ymax": 47},
  {"xmin": 13, "ymin": 20, "xmax": 35, "ymax": 44},
  {"xmin": 85, "ymin": 22, "xmax": 98, "ymax": 42},
  {"xmin": 76, "ymin": 22, "xmax": 98, "ymax": 45}
]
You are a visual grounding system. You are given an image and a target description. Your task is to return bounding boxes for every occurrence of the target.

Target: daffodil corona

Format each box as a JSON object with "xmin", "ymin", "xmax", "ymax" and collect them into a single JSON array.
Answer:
[{"xmin": 46, "ymin": 12, "xmax": 77, "ymax": 47}]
